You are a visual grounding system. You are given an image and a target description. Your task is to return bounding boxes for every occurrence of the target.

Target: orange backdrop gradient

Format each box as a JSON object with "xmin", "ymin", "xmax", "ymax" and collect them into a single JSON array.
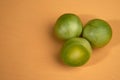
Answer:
[{"xmin": 0, "ymin": 0, "xmax": 120, "ymax": 80}]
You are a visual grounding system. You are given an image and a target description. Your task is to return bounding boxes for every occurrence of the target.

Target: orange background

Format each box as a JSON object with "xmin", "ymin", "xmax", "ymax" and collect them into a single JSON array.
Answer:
[{"xmin": 0, "ymin": 0, "xmax": 120, "ymax": 80}]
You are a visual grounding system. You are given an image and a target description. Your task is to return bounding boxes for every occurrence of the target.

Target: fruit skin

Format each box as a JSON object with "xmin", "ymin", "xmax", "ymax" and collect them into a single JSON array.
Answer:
[
  {"xmin": 54, "ymin": 13, "xmax": 83, "ymax": 40},
  {"xmin": 83, "ymin": 19, "xmax": 112, "ymax": 48},
  {"xmin": 63, "ymin": 38, "xmax": 92, "ymax": 54},
  {"xmin": 61, "ymin": 38, "xmax": 91, "ymax": 67}
]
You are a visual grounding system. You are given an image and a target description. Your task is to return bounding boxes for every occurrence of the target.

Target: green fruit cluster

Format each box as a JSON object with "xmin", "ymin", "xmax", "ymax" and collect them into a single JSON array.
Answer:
[{"xmin": 54, "ymin": 13, "xmax": 112, "ymax": 67}]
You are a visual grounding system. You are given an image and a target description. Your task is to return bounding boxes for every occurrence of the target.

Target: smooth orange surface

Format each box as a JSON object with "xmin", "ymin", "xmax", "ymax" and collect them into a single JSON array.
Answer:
[{"xmin": 0, "ymin": 0, "xmax": 120, "ymax": 80}]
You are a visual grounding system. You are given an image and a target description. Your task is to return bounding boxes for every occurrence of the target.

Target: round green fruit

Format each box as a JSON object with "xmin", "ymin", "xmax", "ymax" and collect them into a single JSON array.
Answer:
[
  {"xmin": 63, "ymin": 38, "xmax": 92, "ymax": 53},
  {"xmin": 61, "ymin": 38, "xmax": 91, "ymax": 67},
  {"xmin": 54, "ymin": 13, "xmax": 83, "ymax": 40},
  {"xmin": 83, "ymin": 19, "xmax": 112, "ymax": 48}
]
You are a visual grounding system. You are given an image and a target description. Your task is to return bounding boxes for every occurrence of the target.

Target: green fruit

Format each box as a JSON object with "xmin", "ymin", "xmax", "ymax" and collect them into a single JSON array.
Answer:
[
  {"xmin": 64, "ymin": 38, "xmax": 92, "ymax": 53},
  {"xmin": 83, "ymin": 19, "xmax": 112, "ymax": 48},
  {"xmin": 54, "ymin": 13, "xmax": 83, "ymax": 40},
  {"xmin": 61, "ymin": 38, "xmax": 91, "ymax": 67}
]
